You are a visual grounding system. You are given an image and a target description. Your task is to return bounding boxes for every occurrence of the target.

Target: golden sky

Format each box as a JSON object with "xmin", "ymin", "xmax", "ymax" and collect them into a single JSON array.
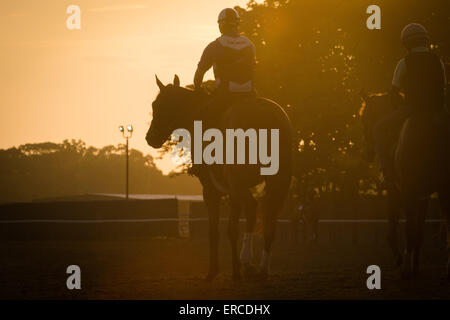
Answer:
[{"xmin": 0, "ymin": 0, "xmax": 254, "ymax": 173}]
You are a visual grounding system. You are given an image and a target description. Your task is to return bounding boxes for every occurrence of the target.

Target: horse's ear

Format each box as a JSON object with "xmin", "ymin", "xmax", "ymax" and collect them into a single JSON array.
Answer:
[
  {"xmin": 155, "ymin": 75, "xmax": 165, "ymax": 91},
  {"xmin": 173, "ymin": 74, "xmax": 180, "ymax": 87},
  {"xmin": 360, "ymin": 88, "xmax": 368, "ymax": 102}
]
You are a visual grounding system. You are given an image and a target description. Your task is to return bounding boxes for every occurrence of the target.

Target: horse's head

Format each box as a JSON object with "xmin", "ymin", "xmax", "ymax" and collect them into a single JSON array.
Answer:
[
  {"xmin": 146, "ymin": 75, "xmax": 195, "ymax": 148},
  {"xmin": 359, "ymin": 89, "xmax": 392, "ymax": 162}
]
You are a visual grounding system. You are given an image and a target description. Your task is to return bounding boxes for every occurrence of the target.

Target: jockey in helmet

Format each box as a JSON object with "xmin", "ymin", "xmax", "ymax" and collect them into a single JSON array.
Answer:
[
  {"xmin": 392, "ymin": 23, "xmax": 447, "ymax": 109},
  {"xmin": 374, "ymin": 23, "xmax": 447, "ymax": 188},
  {"xmin": 189, "ymin": 8, "xmax": 256, "ymax": 177},
  {"xmin": 194, "ymin": 8, "xmax": 256, "ymax": 98}
]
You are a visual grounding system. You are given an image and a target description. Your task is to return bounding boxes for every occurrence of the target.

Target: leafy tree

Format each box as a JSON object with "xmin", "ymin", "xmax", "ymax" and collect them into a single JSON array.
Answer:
[
  {"xmin": 0, "ymin": 140, "xmax": 201, "ymax": 203},
  {"xmin": 234, "ymin": 0, "xmax": 449, "ymax": 200}
]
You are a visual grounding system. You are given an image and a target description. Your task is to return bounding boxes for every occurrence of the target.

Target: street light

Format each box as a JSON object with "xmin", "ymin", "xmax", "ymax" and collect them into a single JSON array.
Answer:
[{"xmin": 119, "ymin": 124, "xmax": 133, "ymax": 200}]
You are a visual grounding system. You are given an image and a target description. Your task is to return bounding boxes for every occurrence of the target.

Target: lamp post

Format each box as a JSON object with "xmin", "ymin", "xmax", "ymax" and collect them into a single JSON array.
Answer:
[{"xmin": 119, "ymin": 125, "xmax": 133, "ymax": 200}]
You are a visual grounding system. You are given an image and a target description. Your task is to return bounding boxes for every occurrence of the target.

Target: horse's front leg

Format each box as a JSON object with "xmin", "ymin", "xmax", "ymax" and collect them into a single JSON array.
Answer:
[
  {"xmin": 203, "ymin": 187, "xmax": 221, "ymax": 281},
  {"xmin": 229, "ymin": 197, "xmax": 242, "ymax": 281},
  {"xmin": 387, "ymin": 188, "xmax": 402, "ymax": 267}
]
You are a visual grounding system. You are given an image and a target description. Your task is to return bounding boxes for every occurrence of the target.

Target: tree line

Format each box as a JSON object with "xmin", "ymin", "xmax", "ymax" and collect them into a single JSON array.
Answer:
[{"xmin": 0, "ymin": 139, "xmax": 201, "ymax": 203}]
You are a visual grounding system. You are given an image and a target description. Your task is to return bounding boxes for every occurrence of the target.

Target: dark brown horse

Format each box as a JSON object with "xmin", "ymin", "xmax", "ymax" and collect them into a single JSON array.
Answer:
[
  {"xmin": 360, "ymin": 91, "xmax": 450, "ymax": 279},
  {"xmin": 146, "ymin": 75, "xmax": 292, "ymax": 281}
]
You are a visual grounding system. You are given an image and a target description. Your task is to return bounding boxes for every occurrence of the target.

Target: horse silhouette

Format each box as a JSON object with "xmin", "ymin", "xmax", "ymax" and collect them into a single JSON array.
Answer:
[
  {"xmin": 360, "ymin": 91, "xmax": 450, "ymax": 280},
  {"xmin": 146, "ymin": 75, "xmax": 292, "ymax": 281}
]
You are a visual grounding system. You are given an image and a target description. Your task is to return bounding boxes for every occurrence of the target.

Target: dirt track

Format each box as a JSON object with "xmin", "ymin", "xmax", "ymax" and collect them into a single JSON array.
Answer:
[{"xmin": 0, "ymin": 235, "xmax": 449, "ymax": 299}]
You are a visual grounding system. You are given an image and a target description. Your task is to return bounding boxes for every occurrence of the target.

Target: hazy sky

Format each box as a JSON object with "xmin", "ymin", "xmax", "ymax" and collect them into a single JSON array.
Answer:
[{"xmin": 0, "ymin": 0, "xmax": 255, "ymax": 173}]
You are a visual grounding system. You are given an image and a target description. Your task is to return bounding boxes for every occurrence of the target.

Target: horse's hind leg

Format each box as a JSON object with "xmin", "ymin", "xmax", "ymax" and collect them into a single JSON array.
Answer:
[
  {"xmin": 387, "ymin": 188, "xmax": 402, "ymax": 267},
  {"xmin": 411, "ymin": 199, "xmax": 427, "ymax": 277},
  {"xmin": 240, "ymin": 190, "xmax": 257, "ymax": 277},
  {"xmin": 228, "ymin": 195, "xmax": 242, "ymax": 281},
  {"xmin": 259, "ymin": 180, "xmax": 289, "ymax": 279},
  {"xmin": 204, "ymin": 187, "xmax": 221, "ymax": 281},
  {"xmin": 438, "ymin": 190, "xmax": 450, "ymax": 281}
]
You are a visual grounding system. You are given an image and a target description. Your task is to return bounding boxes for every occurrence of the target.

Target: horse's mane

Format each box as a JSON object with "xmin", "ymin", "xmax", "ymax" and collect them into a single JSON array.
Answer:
[{"xmin": 359, "ymin": 92, "xmax": 389, "ymax": 118}]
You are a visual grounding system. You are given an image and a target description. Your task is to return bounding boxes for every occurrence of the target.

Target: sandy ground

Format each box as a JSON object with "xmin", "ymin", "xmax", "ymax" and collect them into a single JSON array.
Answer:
[{"xmin": 0, "ymin": 234, "xmax": 449, "ymax": 300}]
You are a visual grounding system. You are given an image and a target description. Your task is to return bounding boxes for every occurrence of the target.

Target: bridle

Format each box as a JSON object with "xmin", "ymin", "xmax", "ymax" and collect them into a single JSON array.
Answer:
[{"xmin": 149, "ymin": 88, "xmax": 210, "ymax": 145}]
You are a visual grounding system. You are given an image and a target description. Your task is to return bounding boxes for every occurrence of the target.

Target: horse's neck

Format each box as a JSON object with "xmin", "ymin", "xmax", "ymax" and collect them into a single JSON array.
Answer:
[
  {"xmin": 370, "ymin": 96, "xmax": 392, "ymax": 123},
  {"xmin": 180, "ymin": 93, "xmax": 210, "ymax": 130}
]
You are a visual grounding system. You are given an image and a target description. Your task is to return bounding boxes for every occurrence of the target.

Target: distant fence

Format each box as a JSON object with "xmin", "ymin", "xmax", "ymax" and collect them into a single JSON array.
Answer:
[
  {"xmin": 0, "ymin": 200, "xmax": 179, "ymax": 240},
  {"xmin": 0, "ymin": 198, "xmax": 446, "ymax": 247}
]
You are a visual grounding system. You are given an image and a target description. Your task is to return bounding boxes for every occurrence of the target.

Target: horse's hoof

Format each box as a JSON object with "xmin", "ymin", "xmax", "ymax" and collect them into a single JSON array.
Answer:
[
  {"xmin": 205, "ymin": 269, "xmax": 219, "ymax": 282},
  {"xmin": 242, "ymin": 264, "xmax": 258, "ymax": 280}
]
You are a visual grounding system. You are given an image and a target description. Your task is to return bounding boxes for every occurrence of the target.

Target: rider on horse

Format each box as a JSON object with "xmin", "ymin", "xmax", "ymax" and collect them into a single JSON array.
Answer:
[
  {"xmin": 193, "ymin": 8, "xmax": 256, "ymax": 116},
  {"xmin": 190, "ymin": 8, "xmax": 257, "ymax": 176},
  {"xmin": 374, "ymin": 23, "xmax": 447, "ymax": 188}
]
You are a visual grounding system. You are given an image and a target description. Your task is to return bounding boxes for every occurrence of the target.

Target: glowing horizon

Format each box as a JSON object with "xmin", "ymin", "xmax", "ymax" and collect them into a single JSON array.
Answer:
[{"xmin": 0, "ymin": 0, "xmax": 255, "ymax": 174}]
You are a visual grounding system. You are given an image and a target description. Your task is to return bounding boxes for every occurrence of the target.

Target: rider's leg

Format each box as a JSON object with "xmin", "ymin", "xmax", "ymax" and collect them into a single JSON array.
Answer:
[
  {"xmin": 373, "ymin": 107, "xmax": 411, "ymax": 186},
  {"xmin": 188, "ymin": 94, "xmax": 224, "ymax": 177}
]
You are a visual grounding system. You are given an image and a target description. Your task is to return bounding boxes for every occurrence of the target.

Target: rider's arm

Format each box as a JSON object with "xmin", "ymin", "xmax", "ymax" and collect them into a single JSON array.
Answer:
[
  {"xmin": 390, "ymin": 58, "xmax": 406, "ymax": 109},
  {"xmin": 194, "ymin": 42, "xmax": 216, "ymax": 90},
  {"xmin": 194, "ymin": 68, "xmax": 206, "ymax": 91},
  {"xmin": 392, "ymin": 58, "xmax": 406, "ymax": 91}
]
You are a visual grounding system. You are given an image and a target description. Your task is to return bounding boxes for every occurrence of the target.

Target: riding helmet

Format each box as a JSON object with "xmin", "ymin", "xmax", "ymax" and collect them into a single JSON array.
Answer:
[
  {"xmin": 401, "ymin": 23, "xmax": 430, "ymax": 47},
  {"xmin": 218, "ymin": 8, "xmax": 240, "ymax": 26}
]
